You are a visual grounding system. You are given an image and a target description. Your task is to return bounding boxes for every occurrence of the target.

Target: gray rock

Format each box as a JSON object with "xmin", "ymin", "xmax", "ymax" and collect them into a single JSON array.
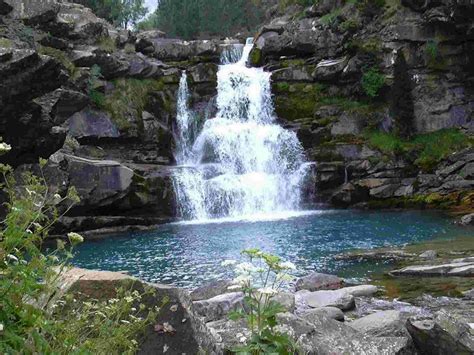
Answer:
[
  {"xmin": 331, "ymin": 112, "xmax": 366, "ymax": 136},
  {"xmin": 301, "ymin": 289, "xmax": 356, "ymax": 311},
  {"xmin": 348, "ymin": 310, "xmax": 409, "ymax": 337},
  {"xmin": 459, "ymin": 162, "xmax": 474, "ymax": 179},
  {"xmin": 295, "ymin": 272, "xmax": 343, "ymax": 292},
  {"xmin": 192, "ymin": 292, "xmax": 244, "ymax": 322},
  {"xmin": 419, "ymin": 250, "xmax": 438, "ymax": 259},
  {"xmin": 312, "ymin": 57, "xmax": 347, "ymax": 81},
  {"xmin": 277, "ymin": 312, "xmax": 414, "ymax": 355},
  {"xmin": 300, "ymin": 307, "xmax": 345, "ymax": 322},
  {"xmin": 68, "ymin": 108, "xmax": 120, "ymax": 139},
  {"xmin": 190, "ymin": 280, "xmax": 235, "ymax": 301},
  {"xmin": 460, "ymin": 213, "xmax": 474, "ymax": 226},
  {"xmin": 341, "ymin": 285, "xmax": 379, "ymax": 297},
  {"xmin": 272, "ymin": 292, "xmax": 296, "ymax": 313},
  {"xmin": 407, "ymin": 310, "xmax": 474, "ymax": 355},
  {"xmin": 391, "ymin": 262, "xmax": 474, "ymax": 277}
]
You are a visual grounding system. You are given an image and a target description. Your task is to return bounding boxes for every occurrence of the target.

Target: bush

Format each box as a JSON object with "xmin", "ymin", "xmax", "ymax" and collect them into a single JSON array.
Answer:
[
  {"xmin": 0, "ymin": 147, "xmax": 159, "ymax": 353},
  {"xmin": 361, "ymin": 67, "xmax": 385, "ymax": 98}
]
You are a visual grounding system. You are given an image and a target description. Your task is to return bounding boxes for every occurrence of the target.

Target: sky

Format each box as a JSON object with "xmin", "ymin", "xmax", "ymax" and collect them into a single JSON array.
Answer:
[{"xmin": 145, "ymin": 0, "xmax": 157, "ymax": 14}]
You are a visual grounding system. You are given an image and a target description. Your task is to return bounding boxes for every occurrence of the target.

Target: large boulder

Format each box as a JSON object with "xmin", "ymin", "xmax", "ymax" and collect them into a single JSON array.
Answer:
[
  {"xmin": 299, "ymin": 289, "xmax": 356, "ymax": 311},
  {"xmin": 348, "ymin": 310, "xmax": 410, "ymax": 337},
  {"xmin": 407, "ymin": 310, "xmax": 474, "ymax": 354},
  {"xmin": 192, "ymin": 292, "xmax": 245, "ymax": 322},
  {"xmin": 295, "ymin": 272, "xmax": 343, "ymax": 292},
  {"xmin": 5, "ymin": 0, "xmax": 60, "ymax": 24},
  {"xmin": 300, "ymin": 306, "xmax": 345, "ymax": 322},
  {"xmin": 68, "ymin": 108, "xmax": 120, "ymax": 139}
]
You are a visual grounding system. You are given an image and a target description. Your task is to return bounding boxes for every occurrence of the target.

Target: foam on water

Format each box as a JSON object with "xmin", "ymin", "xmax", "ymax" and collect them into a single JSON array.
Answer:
[{"xmin": 173, "ymin": 38, "xmax": 310, "ymax": 221}]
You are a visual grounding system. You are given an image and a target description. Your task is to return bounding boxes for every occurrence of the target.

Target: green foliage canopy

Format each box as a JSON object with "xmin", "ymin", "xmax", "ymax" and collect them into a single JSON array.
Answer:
[
  {"xmin": 79, "ymin": 0, "xmax": 148, "ymax": 28},
  {"xmin": 138, "ymin": 0, "xmax": 263, "ymax": 40}
]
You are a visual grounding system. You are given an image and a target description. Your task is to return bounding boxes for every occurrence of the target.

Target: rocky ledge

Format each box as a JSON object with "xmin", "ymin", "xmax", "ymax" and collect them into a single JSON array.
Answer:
[{"xmin": 63, "ymin": 267, "xmax": 474, "ymax": 354}]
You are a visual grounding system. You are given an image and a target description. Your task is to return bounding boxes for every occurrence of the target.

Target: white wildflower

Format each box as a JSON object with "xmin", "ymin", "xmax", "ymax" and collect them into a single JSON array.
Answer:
[
  {"xmin": 233, "ymin": 275, "xmax": 251, "ymax": 286},
  {"xmin": 276, "ymin": 273, "xmax": 294, "ymax": 282},
  {"xmin": 0, "ymin": 323, "xmax": 4, "ymax": 334},
  {"xmin": 67, "ymin": 232, "xmax": 84, "ymax": 245},
  {"xmin": 227, "ymin": 284, "xmax": 241, "ymax": 290},
  {"xmin": 0, "ymin": 142, "xmax": 11, "ymax": 154},
  {"xmin": 26, "ymin": 229, "xmax": 32, "ymax": 234},
  {"xmin": 280, "ymin": 261, "xmax": 296, "ymax": 270},
  {"xmin": 120, "ymin": 320, "xmax": 131, "ymax": 324},
  {"xmin": 235, "ymin": 262, "xmax": 258, "ymax": 274},
  {"xmin": 6, "ymin": 254, "xmax": 18, "ymax": 263},
  {"xmin": 53, "ymin": 193, "xmax": 62, "ymax": 205},
  {"xmin": 257, "ymin": 287, "xmax": 278, "ymax": 296},
  {"xmin": 124, "ymin": 296, "xmax": 134, "ymax": 303},
  {"xmin": 221, "ymin": 259, "xmax": 237, "ymax": 266}
]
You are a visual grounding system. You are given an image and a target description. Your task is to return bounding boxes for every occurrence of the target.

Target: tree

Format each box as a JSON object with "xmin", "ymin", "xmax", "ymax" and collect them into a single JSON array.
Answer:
[
  {"xmin": 77, "ymin": 0, "xmax": 147, "ymax": 29},
  {"xmin": 138, "ymin": 0, "xmax": 263, "ymax": 40},
  {"xmin": 391, "ymin": 50, "xmax": 415, "ymax": 139}
]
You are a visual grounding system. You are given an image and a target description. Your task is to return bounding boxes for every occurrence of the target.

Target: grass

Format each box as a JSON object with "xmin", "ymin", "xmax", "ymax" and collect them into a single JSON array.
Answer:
[
  {"xmin": 366, "ymin": 129, "xmax": 473, "ymax": 171},
  {"xmin": 38, "ymin": 45, "xmax": 80, "ymax": 79},
  {"xmin": 97, "ymin": 36, "xmax": 117, "ymax": 53},
  {"xmin": 0, "ymin": 37, "xmax": 12, "ymax": 48},
  {"xmin": 320, "ymin": 9, "xmax": 341, "ymax": 26},
  {"xmin": 96, "ymin": 78, "xmax": 165, "ymax": 131}
]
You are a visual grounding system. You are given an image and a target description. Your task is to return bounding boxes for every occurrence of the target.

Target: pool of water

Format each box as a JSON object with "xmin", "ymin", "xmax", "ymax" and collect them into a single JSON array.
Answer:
[{"xmin": 72, "ymin": 210, "xmax": 471, "ymax": 288}]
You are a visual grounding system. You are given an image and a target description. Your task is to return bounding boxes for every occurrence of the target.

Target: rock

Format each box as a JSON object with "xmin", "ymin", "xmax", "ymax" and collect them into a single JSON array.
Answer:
[
  {"xmin": 312, "ymin": 57, "xmax": 347, "ymax": 81},
  {"xmin": 276, "ymin": 312, "xmax": 414, "ymax": 355},
  {"xmin": 61, "ymin": 268, "xmax": 203, "ymax": 354},
  {"xmin": 300, "ymin": 307, "xmax": 345, "ymax": 322},
  {"xmin": 0, "ymin": 0, "xmax": 13, "ymax": 15},
  {"xmin": 190, "ymin": 280, "xmax": 235, "ymax": 301},
  {"xmin": 460, "ymin": 213, "xmax": 474, "ymax": 226},
  {"xmin": 348, "ymin": 310, "xmax": 410, "ymax": 337},
  {"xmin": 272, "ymin": 292, "xmax": 296, "ymax": 313},
  {"xmin": 341, "ymin": 285, "xmax": 379, "ymax": 297},
  {"xmin": 68, "ymin": 108, "xmax": 120, "ymax": 139},
  {"xmin": 6, "ymin": 0, "xmax": 59, "ymax": 24},
  {"xmin": 391, "ymin": 261, "xmax": 474, "ymax": 277},
  {"xmin": 192, "ymin": 292, "xmax": 245, "ymax": 322},
  {"xmin": 301, "ymin": 289, "xmax": 356, "ymax": 311},
  {"xmin": 138, "ymin": 38, "xmax": 223, "ymax": 62},
  {"xmin": 407, "ymin": 310, "xmax": 474, "ymax": 355},
  {"xmin": 330, "ymin": 112, "xmax": 366, "ymax": 136},
  {"xmin": 295, "ymin": 272, "xmax": 343, "ymax": 292},
  {"xmin": 419, "ymin": 250, "xmax": 437, "ymax": 259}
]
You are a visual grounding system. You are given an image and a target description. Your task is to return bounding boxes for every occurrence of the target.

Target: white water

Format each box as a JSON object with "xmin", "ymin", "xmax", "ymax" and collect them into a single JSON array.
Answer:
[{"xmin": 173, "ymin": 39, "xmax": 311, "ymax": 221}]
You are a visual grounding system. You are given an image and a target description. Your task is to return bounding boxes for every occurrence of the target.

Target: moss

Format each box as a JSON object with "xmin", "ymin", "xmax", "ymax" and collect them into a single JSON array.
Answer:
[
  {"xmin": 248, "ymin": 47, "xmax": 263, "ymax": 67},
  {"xmin": 361, "ymin": 67, "xmax": 385, "ymax": 98},
  {"xmin": 279, "ymin": 59, "xmax": 307, "ymax": 68},
  {"xmin": 37, "ymin": 45, "xmax": 79, "ymax": 79},
  {"xmin": 0, "ymin": 37, "xmax": 12, "ymax": 48},
  {"xmin": 273, "ymin": 82, "xmax": 323, "ymax": 121},
  {"xmin": 348, "ymin": 38, "xmax": 382, "ymax": 54},
  {"xmin": 365, "ymin": 129, "xmax": 473, "ymax": 172},
  {"xmin": 97, "ymin": 78, "xmax": 165, "ymax": 131},
  {"xmin": 320, "ymin": 9, "xmax": 342, "ymax": 26},
  {"xmin": 97, "ymin": 36, "xmax": 117, "ymax": 53}
]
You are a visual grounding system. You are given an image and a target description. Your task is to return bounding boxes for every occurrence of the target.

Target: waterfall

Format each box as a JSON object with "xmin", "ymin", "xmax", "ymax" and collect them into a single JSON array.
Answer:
[{"xmin": 172, "ymin": 39, "xmax": 311, "ymax": 222}]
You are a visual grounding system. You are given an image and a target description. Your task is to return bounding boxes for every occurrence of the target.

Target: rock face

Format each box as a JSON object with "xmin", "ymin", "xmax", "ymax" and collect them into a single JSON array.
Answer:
[{"xmin": 407, "ymin": 310, "xmax": 474, "ymax": 355}]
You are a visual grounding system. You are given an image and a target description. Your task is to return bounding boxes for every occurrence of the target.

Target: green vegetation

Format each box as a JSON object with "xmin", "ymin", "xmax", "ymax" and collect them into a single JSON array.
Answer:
[
  {"xmin": 339, "ymin": 18, "xmax": 359, "ymax": 32},
  {"xmin": 0, "ymin": 152, "xmax": 158, "ymax": 353},
  {"xmin": 320, "ymin": 9, "xmax": 342, "ymax": 26},
  {"xmin": 425, "ymin": 39, "xmax": 447, "ymax": 70},
  {"xmin": 97, "ymin": 36, "xmax": 117, "ymax": 53},
  {"xmin": 278, "ymin": 0, "xmax": 315, "ymax": 10},
  {"xmin": 95, "ymin": 78, "xmax": 165, "ymax": 131},
  {"xmin": 138, "ymin": 0, "xmax": 263, "ymax": 40},
  {"xmin": 78, "ymin": 0, "xmax": 147, "ymax": 28},
  {"xmin": 361, "ymin": 67, "xmax": 385, "ymax": 98},
  {"xmin": 222, "ymin": 249, "xmax": 297, "ymax": 354},
  {"xmin": 0, "ymin": 37, "xmax": 12, "ymax": 48},
  {"xmin": 38, "ymin": 45, "xmax": 79, "ymax": 79},
  {"xmin": 366, "ymin": 129, "xmax": 473, "ymax": 171}
]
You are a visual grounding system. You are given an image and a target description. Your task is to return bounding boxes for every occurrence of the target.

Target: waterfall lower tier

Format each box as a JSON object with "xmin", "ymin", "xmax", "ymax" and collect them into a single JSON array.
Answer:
[{"xmin": 173, "ymin": 39, "xmax": 311, "ymax": 221}]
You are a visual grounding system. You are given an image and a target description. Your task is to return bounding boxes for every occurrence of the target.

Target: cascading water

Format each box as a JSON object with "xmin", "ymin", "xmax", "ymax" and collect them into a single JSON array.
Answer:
[{"xmin": 173, "ymin": 38, "xmax": 311, "ymax": 221}]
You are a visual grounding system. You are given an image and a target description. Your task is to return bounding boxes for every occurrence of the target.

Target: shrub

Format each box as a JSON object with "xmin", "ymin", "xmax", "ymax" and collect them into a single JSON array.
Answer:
[
  {"xmin": 0, "ymin": 149, "xmax": 159, "ymax": 353},
  {"xmin": 361, "ymin": 67, "xmax": 385, "ymax": 98},
  {"xmin": 221, "ymin": 249, "xmax": 298, "ymax": 354}
]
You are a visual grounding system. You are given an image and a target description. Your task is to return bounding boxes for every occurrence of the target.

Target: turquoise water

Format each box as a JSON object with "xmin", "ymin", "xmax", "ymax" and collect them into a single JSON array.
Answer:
[{"xmin": 72, "ymin": 210, "xmax": 470, "ymax": 288}]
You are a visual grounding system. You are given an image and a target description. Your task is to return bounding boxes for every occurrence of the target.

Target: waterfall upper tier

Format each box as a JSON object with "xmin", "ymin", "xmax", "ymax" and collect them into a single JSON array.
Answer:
[{"xmin": 173, "ymin": 39, "xmax": 311, "ymax": 221}]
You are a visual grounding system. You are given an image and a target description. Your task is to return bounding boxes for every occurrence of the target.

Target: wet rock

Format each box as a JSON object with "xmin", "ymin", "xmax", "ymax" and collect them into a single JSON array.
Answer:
[
  {"xmin": 300, "ymin": 306, "xmax": 345, "ymax": 322},
  {"xmin": 391, "ymin": 261, "xmax": 474, "ymax": 277},
  {"xmin": 301, "ymin": 289, "xmax": 356, "ymax": 311},
  {"xmin": 192, "ymin": 292, "xmax": 245, "ymax": 322},
  {"xmin": 419, "ymin": 250, "xmax": 437, "ymax": 259},
  {"xmin": 295, "ymin": 272, "xmax": 343, "ymax": 292},
  {"xmin": 348, "ymin": 310, "xmax": 410, "ymax": 337},
  {"xmin": 407, "ymin": 310, "xmax": 474, "ymax": 355}
]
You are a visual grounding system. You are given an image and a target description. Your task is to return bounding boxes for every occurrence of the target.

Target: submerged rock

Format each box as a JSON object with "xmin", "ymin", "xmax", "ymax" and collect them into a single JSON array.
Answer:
[{"xmin": 391, "ymin": 261, "xmax": 474, "ymax": 277}]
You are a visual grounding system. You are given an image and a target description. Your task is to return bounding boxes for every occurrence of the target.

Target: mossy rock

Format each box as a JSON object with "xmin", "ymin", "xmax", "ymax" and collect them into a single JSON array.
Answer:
[
  {"xmin": 248, "ymin": 47, "xmax": 263, "ymax": 67},
  {"xmin": 273, "ymin": 82, "xmax": 324, "ymax": 121}
]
